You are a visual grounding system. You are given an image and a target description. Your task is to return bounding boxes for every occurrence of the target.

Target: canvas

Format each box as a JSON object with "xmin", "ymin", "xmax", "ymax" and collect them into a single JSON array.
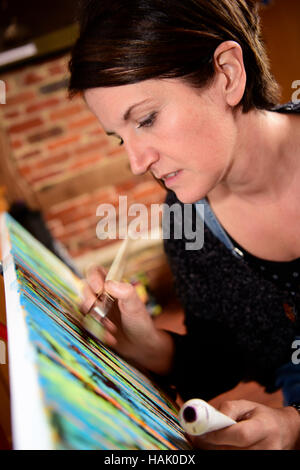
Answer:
[{"xmin": 0, "ymin": 213, "xmax": 190, "ymax": 450}]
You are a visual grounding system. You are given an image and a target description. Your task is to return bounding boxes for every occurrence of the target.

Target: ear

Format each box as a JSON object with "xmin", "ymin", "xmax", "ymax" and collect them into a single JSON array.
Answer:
[{"xmin": 213, "ymin": 41, "xmax": 246, "ymax": 108}]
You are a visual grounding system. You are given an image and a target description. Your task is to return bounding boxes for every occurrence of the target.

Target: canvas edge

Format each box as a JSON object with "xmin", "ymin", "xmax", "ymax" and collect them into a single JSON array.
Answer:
[{"xmin": 0, "ymin": 212, "xmax": 54, "ymax": 450}]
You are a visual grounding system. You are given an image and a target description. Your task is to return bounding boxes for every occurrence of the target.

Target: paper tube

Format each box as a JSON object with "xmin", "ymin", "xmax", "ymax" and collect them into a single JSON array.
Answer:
[{"xmin": 179, "ymin": 398, "xmax": 236, "ymax": 436}]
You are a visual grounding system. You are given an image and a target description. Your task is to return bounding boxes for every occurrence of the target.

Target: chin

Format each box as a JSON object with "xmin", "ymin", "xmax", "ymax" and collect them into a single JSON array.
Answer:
[{"xmin": 172, "ymin": 188, "xmax": 206, "ymax": 204}]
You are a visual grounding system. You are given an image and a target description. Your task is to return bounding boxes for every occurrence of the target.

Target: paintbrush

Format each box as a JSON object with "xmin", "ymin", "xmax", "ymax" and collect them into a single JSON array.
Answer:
[{"xmin": 82, "ymin": 236, "xmax": 132, "ymax": 340}]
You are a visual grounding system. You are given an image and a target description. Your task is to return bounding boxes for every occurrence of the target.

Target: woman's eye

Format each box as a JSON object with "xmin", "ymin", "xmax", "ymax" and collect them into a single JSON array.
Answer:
[
  {"xmin": 118, "ymin": 137, "xmax": 124, "ymax": 146},
  {"xmin": 137, "ymin": 112, "xmax": 157, "ymax": 129}
]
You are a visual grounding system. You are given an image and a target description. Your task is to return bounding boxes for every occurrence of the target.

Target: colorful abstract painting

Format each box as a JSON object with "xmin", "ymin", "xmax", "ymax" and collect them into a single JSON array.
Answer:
[{"xmin": 1, "ymin": 213, "xmax": 190, "ymax": 450}]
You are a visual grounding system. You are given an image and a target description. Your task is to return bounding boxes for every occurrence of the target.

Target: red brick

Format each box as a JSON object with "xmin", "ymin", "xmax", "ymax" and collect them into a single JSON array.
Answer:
[
  {"xmin": 4, "ymin": 111, "xmax": 20, "ymax": 119},
  {"xmin": 18, "ymin": 166, "xmax": 31, "ymax": 177},
  {"xmin": 61, "ymin": 221, "xmax": 92, "ymax": 240},
  {"xmin": 115, "ymin": 180, "xmax": 138, "ymax": 194},
  {"xmin": 28, "ymin": 127, "xmax": 63, "ymax": 143},
  {"xmin": 18, "ymin": 149, "xmax": 41, "ymax": 160},
  {"xmin": 6, "ymin": 91, "xmax": 36, "ymax": 106},
  {"xmin": 90, "ymin": 238, "xmax": 117, "ymax": 250},
  {"xmin": 45, "ymin": 208, "xmax": 76, "ymax": 222},
  {"xmin": 49, "ymin": 207, "xmax": 79, "ymax": 226},
  {"xmin": 107, "ymin": 147, "xmax": 127, "ymax": 158},
  {"xmin": 11, "ymin": 140, "xmax": 23, "ymax": 149},
  {"xmin": 68, "ymin": 247, "xmax": 88, "ymax": 258},
  {"xmin": 17, "ymin": 160, "xmax": 36, "ymax": 173},
  {"xmin": 68, "ymin": 115, "xmax": 98, "ymax": 130},
  {"xmin": 42, "ymin": 152, "xmax": 69, "ymax": 169},
  {"xmin": 69, "ymin": 234, "xmax": 117, "ymax": 256},
  {"xmin": 142, "ymin": 192, "xmax": 166, "ymax": 205},
  {"xmin": 22, "ymin": 152, "xmax": 69, "ymax": 172},
  {"xmin": 88, "ymin": 127, "xmax": 105, "ymax": 137},
  {"xmin": 48, "ymin": 135, "xmax": 80, "ymax": 151},
  {"xmin": 71, "ymin": 227, "xmax": 97, "ymax": 246},
  {"xmin": 86, "ymin": 214, "xmax": 100, "ymax": 226},
  {"xmin": 26, "ymin": 98, "xmax": 60, "ymax": 113},
  {"xmin": 57, "ymin": 209, "xmax": 90, "ymax": 226},
  {"xmin": 92, "ymin": 187, "xmax": 116, "ymax": 203},
  {"xmin": 46, "ymin": 196, "xmax": 93, "ymax": 222},
  {"xmin": 29, "ymin": 169, "xmax": 63, "ymax": 185},
  {"xmin": 132, "ymin": 182, "xmax": 166, "ymax": 203},
  {"xmin": 48, "ymin": 64, "xmax": 66, "ymax": 76},
  {"xmin": 74, "ymin": 139, "xmax": 107, "ymax": 156},
  {"xmin": 49, "ymin": 104, "xmax": 83, "ymax": 120},
  {"xmin": 8, "ymin": 118, "xmax": 43, "ymax": 134},
  {"xmin": 68, "ymin": 154, "xmax": 104, "ymax": 171},
  {"xmin": 75, "ymin": 230, "xmax": 97, "ymax": 244},
  {"xmin": 22, "ymin": 72, "xmax": 44, "ymax": 86},
  {"xmin": 46, "ymin": 194, "xmax": 91, "ymax": 218}
]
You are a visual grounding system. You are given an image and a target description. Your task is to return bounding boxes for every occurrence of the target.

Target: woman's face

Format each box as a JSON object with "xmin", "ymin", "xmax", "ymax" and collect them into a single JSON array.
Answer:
[{"xmin": 84, "ymin": 78, "xmax": 238, "ymax": 203}]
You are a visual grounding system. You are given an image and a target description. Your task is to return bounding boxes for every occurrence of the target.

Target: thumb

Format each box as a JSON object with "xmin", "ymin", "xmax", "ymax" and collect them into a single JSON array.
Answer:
[{"xmin": 105, "ymin": 280, "xmax": 146, "ymax": 315}]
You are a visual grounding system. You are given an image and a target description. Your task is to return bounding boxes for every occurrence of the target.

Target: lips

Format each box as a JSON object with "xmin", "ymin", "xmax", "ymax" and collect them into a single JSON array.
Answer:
[
  {"xmin": 151, "ymin": 169, "xmax": 182, "ymax": 187},
  {"xmin": 159, "ymin": 170, "xmax": 182, "ymax": 188},
  {"xmin": 154, "ymin": 170, "xmax": 180, "ymax": 180},
  {"xmin": 163, "ymin": 170, "xmax": 180, "ymax": 180}
]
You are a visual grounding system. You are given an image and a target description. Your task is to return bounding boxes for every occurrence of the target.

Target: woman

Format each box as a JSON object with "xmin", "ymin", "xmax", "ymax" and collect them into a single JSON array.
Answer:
[{"xmin": 69, "ymin": 0, "xmax": 300, "ymax": 449}]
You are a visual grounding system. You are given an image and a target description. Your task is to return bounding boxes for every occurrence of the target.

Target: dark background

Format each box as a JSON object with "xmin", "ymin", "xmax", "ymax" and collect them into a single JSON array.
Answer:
[{"xmin": 0, "ymin": 0, "xmax": 77, "ymax": 52}]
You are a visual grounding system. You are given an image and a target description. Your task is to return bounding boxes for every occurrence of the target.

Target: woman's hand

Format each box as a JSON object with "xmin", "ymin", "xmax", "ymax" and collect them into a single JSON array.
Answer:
[
  {"xmin": 81, "ymin": 266, "xmax": 175, "ymax": 374},
  {"xmin": 189, "ymin": 400, "xmax": 300, "ymax": 450}
]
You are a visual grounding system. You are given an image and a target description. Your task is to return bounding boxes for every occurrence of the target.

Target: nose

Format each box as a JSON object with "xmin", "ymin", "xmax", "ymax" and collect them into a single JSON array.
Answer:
[{"xmin": 124, "ymin": 137, "xmax": 159, "ymax": 176}]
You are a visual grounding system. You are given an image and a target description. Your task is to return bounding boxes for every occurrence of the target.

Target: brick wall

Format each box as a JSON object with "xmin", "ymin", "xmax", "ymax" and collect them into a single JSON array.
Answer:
[{"xmin": 0, "ymin": 54, "xmax": 167, "ymax": 266}]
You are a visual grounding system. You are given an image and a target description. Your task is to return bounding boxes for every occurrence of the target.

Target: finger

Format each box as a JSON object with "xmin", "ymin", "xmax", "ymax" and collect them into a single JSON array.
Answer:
[
  {"xmin": 102, "ymin": 330, "xmax": 118, "ymax": 348},
  {"xmin": 187, "ymin": 434, "xmax": 247, "ymax": 450},
  {"xmin": 80, "ymin": 283, "xmax": 98, "ymax": 314},
  {"xmin": 101, "ymin": 316, "xmax": 117, "ymax": 335},
  {"xmin": 86, "ymin": 265, "xmax": 107, "ymax": 278},
  {"xmin": 192, "ymin": 400, "xmax": 263, "ymax": 448},
  {"xmin": 105, "ymin": 281, "xmax": 145, "ymax": 314},
  {"xmin": 86, "ymin": 266, "xmax": 106, "ymax": 294},
  {"xmin": 197, "ymin": 415, "xmax": 264, "ymax": 448}
]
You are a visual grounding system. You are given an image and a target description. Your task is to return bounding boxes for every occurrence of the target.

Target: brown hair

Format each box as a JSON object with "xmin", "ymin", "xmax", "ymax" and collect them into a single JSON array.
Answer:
[{"xmin": 69, "ymin": 0, "xmax": 280, "ymax": 112}]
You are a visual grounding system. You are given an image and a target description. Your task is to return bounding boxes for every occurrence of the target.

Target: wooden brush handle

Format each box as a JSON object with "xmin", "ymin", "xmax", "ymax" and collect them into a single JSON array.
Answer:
[{"xmin": 105, "ymin": 237, "xmax": 131, "ymax": 282}]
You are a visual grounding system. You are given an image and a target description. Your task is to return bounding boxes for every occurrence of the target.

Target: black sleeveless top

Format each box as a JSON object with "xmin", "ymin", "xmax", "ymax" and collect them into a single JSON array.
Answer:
[
  {"xmin": 227, "ymin": 101, "xmax": 300, "ymax": 322},
  {"xmin": 226, "ymin": 236, "xmax": 300, "ymax": 323}
]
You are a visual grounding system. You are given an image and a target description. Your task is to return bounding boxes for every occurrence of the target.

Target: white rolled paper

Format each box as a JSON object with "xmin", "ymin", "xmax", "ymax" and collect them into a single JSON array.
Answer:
[{"xmin": 178, "ymin": 398, "xmax": 236, "ymax": 436}]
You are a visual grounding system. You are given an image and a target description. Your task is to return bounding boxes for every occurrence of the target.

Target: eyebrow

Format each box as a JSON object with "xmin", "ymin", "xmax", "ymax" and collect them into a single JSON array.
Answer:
[
  {"xmin": 123, "ymin": 99, "xmax": 150, "ymax": 121},
  {"xmin": 105, "ymin": 99, "xmax": 151, "ymax": 136}
]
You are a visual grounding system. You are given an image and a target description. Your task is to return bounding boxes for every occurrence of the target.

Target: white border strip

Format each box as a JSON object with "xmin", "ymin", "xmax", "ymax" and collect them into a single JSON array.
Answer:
[
  {"xmin": 1, "ymin": 213, "xmax": 53, "ymax": 450},
  {"xmin": 0, "ymin": 43, "xmax": 37, "ymax": 67}
]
